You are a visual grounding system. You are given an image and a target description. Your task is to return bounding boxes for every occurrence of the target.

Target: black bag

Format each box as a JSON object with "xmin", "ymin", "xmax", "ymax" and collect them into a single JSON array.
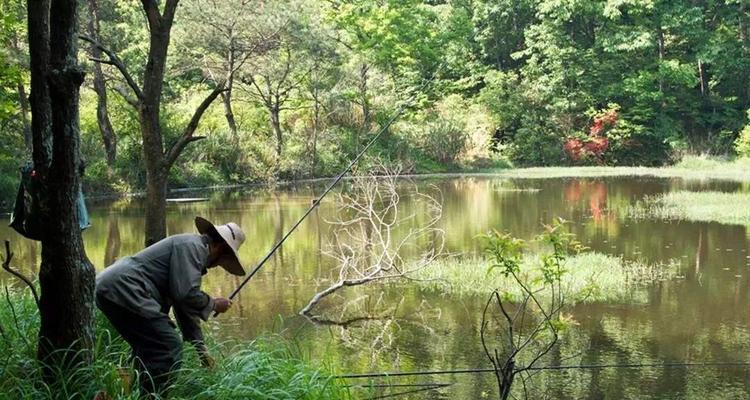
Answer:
[{"xmin": 9, "ymin": 163, "xmax": 91, "ymax": 240}]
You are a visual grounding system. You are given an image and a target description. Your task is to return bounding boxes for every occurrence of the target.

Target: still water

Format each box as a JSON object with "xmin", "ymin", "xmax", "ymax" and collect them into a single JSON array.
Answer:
[{"xmin": 2, "ymin": 176, "xmax": 750, "ymax": 399}]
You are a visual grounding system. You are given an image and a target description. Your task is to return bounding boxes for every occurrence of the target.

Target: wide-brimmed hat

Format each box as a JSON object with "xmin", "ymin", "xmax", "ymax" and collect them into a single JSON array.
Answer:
[{"xmin": 195, "ymin": 217, "xmax": 246, "ymax": 276}]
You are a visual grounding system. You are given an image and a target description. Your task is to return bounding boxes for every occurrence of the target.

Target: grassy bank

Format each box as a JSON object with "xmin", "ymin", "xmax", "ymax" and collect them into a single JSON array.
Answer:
[
  {"xmin": 413, "ymin": 252, "xmax": 680, "ymax": 303},
  {"xmin": 629, "ymin": 190, "xmax": 750, "ymax": 226},
  {"xmin": 480, "ymin": 156, "xmax": 750, "ymax": 182},
  {"xmin": 0, "ymin": 288, "xmax": 350, "ymax": 400}
]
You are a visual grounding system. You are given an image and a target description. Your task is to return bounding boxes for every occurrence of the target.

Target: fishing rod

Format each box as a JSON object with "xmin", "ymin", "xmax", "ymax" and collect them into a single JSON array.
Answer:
[
  {"xmin": 335, "ymin": 361, "xmax": 750, "ymax": 379},
  {"xmin": 217, "ymin": 66, "xmax": 442, "ymax": 312}
]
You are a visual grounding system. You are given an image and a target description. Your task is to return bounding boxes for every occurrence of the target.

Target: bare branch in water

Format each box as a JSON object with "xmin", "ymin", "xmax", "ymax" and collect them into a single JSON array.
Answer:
[
  {"xmin": 2, "ymin": 240, "xmax": 39, "ymax": 306},
  {"xmin": 301, "ymin": 163, "xmax": 444, "ymax": 316}
]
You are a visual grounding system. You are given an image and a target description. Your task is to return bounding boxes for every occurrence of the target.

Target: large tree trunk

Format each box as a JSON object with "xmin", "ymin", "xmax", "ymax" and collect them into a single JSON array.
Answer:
[
  {"xmin": 140, "ymin": 14, "xmax": 172, "ymax": 246},
  {"xmin": 144, "ymin": 167, "xmax": 168, "ymax": 246},
  {"xmin": 33, "ymin": 0, "xmax": 96, "ymax": 370},
  {"xmin": 28, "ymin": 0, "xmax": 52, "ymax": 174},
  {"xmin": 86, "ymin": 0, "xmax": 117, "ymax": 166},
  {"xmin": 17, "ymin": 83, "xmax": 32, "ymax": 152}
]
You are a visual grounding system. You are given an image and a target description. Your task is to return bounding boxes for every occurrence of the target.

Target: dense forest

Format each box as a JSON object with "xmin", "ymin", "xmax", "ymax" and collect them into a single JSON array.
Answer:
[{"xmin": 1, "ymin": 0, "xmax": 749, "ymax": 205}]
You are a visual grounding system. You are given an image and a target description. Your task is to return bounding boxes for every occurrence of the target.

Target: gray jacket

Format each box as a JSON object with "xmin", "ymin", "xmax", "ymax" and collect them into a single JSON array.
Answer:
[{"xmin": 96, "ymin": 233, "xmax": 215, "ymax": 343}]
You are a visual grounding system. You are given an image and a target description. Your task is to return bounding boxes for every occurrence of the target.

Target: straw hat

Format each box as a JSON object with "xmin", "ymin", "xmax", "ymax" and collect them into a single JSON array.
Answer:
[{"xmin": 194, "ymin": 217, "xmax": 246, "ymax": 276}]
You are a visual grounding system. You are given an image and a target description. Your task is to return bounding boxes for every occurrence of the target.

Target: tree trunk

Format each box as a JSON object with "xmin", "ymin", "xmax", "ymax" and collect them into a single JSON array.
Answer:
[
  {"xmin": 223, "ymin": 40, "xmax": 239, "ymax": 143},
  {"xmin": 310, "ymin": 86, "xmax": 320, "ymax": 178},
  {"xmin": 17, "ymin": 83, "xmax": 32, "ymax": 152},
  {"xmin": 358, "ymin": 63, "xmax": 370, "ymax": 154},
  {"xmin": 271, "ymin": 104, "xmax": 283, "ymax": 162},
  {"xmin": 698, "ymin": 58, "xmax": 708, "ymax": 97},
  {"xmin": 740, "ymin": 2, "xmax": 748, "ymax": 47},
  {"xmin": 140, "ymin": 16, "xmax": 171, "ymax": 246},
  {"xmin": 143, "ymin": 164, "xmax": 168, "ymax": 246},
  {"xmin": 657, "ymin": 25, "xmax": 665, "ymax": 93},
  {"xmin": 104, "ymin": 217, "xmax": 121, "ymax": 266},
  {"xmin": 34, "ymin": 0, "xmax": 96, "ymax": 371},
  {"xmin": 86, "ymin": 0, "xmax": 117, "ymax": 166},
  {"xmin": 28, "ymin": 0, "xmax": 52, "ymax": 175}
]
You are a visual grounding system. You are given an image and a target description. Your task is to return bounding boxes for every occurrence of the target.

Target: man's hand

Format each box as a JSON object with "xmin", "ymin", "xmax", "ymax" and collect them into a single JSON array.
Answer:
[
  {"xmin": 213, "ymin": 297, "xmax": 232, "ymax": 314},
  {"xmin": 200, "ymin": 351, "xmax": 216, "ymax": 369}
]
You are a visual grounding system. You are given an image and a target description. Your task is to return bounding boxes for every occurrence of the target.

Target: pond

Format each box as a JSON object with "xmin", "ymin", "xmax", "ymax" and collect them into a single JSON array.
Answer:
[{"xmin": 2, "ymin": 175, "xmax": 750, "ymax": 399}]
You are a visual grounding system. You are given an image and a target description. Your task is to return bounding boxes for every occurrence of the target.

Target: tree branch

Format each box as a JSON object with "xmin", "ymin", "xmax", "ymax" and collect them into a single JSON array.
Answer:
[
  {"xmin": 111, "ymin": 85, "xmax": 140, "ymax": 109},
  {"xmin": 78, "ymin": 34, "xmax": 143, "ymax": 101},
  {"xmin": 141, "ymin": 0, "xmax": 161, "ymax": 30},
  {"xmin": 1, "ymin": 240, "xmax": 39, "ymax": 307},
  {"xmin": 164, "ymin": 84, "xmax": 225, "ymax": 167}
]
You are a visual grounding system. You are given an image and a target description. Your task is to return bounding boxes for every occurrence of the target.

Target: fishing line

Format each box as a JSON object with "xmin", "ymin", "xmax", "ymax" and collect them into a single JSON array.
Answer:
[{"xmin": 217, "ymin": 65, "xmax": 443, "ymax": 311}]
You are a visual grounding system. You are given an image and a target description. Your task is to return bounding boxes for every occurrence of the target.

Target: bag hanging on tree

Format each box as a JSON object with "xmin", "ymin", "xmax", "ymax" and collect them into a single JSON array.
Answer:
[{"xmin": 9, "ymin": 163, "xmax": 91, "ymax": 240}]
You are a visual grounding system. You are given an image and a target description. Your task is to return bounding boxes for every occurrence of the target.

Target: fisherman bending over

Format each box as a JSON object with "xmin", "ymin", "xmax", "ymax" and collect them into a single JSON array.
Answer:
[{"xmin": 95, "ymin": 217, "xmax": 246, "ymax": 396}]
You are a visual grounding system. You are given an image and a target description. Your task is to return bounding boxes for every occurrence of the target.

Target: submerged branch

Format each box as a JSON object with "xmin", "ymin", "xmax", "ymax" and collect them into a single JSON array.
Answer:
[{"xmin": 1, "ymin": 240, "xmax": 39, "ymax": 306}]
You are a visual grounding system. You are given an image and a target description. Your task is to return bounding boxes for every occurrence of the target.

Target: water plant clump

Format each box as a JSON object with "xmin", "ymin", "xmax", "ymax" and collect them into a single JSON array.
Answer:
[
  {"xmin": 629, "ymin": 191, "xmax": 750, "ymax": 226},
  {"xmin": 413, "ymin": 247, "xmax": 680, "ymax": 303}
]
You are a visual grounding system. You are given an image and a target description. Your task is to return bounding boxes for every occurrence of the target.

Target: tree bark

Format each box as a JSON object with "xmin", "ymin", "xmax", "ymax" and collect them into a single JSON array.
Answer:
[
  {"xmin": 740, "ymin": 2, "xmax": 748, "ymax": 47},
  {"xmin": 140, "ymin": 3, "xmax": 173, "ymax": 245},
  {"xmin": 358, "ymin": 63, "xmax": 370, "ymax": 154},
  {"xmin": 85, "ymin": 0, "xmax": 117, "ymax": 166},
  {"xmin": 17, "ymin": 83, "xmax": 32, "ymax": 152},
  {"xmin": 31, "ymin": 0, "xmax": 96, "ymax": 372},
  {"xmin": 698, "ymin": 58, "xmax": 708, "ymax": 97},
  {"xmin": 310, "ymin": 84, "xmax": 320, "ymax": 178},
  {"xmin": 223, "ymin": 37, "xmax": 239, "ymax": 143},
  {"xmin": 656, "ymin": 25, "xmax": 665, "ymax": 93},
  {"xmin": 144, "ymin": 167, "xmax": 167, "ymax": 246},
  {"xmin": 271, "ymin": 103, "xmax": 283, "ymax": 161},
  {"xmin": 28, "ymin": 0, "xmax": 52, "ymax": 175}
]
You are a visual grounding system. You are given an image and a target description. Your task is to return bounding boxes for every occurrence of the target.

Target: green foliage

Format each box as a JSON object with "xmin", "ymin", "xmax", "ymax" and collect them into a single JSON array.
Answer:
[
  {"xmin": 3, "ymin": 0, "xmax": 749, "ymax": 204},
  {"xmin": 483, "ymin": 219, "xmax": 586, "ymax": 293},
  {"xmin": 734, "ymin": 111, "xmax": 750, "ymax": 158},
  {"xmin": 0, "ymin": 288, "xmax": 349, "ymax": 400},
  {"xmin": 482, "ymin": 230, "xmax": 525, "ymax": 278}
]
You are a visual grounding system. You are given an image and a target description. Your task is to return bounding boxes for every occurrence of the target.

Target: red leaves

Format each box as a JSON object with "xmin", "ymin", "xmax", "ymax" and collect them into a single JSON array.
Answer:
[{"xmin": 564, "ymin": 109, "xmax": 618, "ymax": 164}]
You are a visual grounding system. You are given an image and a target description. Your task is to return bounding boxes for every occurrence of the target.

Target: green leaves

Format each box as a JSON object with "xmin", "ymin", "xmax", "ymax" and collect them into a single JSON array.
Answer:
[
  {"xmin": 484, "ymin": 219, "xmax": 587, "ymax": 284},
  {"xmin": 483, "ymin": 230, "xmax": 525, "ymax": 278}
]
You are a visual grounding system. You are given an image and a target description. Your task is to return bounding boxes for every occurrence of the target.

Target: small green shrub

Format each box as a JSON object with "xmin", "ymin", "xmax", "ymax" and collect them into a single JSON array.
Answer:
[
  {"xmin": 734, "ymin": 120, "xmax": 750, "ymax": 158},
  {"xmin": 604, "ymin": 118, "xmax": 672, "ymax": 167},
  {"xmin": 419, "ymin": 119, "xmax": 467, "ymax": 165}
]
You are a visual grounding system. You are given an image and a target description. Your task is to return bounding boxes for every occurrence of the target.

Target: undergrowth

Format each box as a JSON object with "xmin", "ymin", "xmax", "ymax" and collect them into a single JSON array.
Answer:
[{"xmin": 0, "ymin": 288, "xmax": 350, "ymax": 400}]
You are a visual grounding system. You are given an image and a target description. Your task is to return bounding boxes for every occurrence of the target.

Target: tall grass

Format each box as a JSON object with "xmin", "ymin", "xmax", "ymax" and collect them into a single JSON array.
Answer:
[
  {"xmin": 629, "ymin": 191, "xmax": 750, "ymax": 226},
  {"xmin": 412, "ymin": 252, "xmax": 679, "ymax": 303},
  {"xmin": 0, "ymin": 288, "xmax": 350, "ymax": 400}
]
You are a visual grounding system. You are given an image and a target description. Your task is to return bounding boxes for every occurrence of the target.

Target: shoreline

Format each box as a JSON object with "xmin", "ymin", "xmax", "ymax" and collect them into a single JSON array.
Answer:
[{"xmin": 83, "ymin": 162, "xmax": 750, "ymax": 203}]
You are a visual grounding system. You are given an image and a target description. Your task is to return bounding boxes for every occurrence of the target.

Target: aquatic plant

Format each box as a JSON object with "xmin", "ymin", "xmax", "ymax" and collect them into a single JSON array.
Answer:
[
  {"xmin": 629, "ymin": 191, "xmax": 750, "ymax": 226},
  {"xmin": 413, "ymin": 252, "xmax": 679, "ymax": 303}
]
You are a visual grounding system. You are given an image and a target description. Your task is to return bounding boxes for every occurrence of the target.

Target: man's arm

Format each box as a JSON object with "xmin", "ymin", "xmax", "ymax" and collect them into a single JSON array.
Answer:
[{"xmin": 168, "ymin": 239, "xmax": 215, "ymax": 320}]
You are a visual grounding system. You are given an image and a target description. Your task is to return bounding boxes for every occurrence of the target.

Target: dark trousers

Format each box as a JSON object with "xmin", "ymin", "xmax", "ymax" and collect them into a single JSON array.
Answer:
[{"xmin": 96, "ymin": 296, "xmax": 183, "ymax": 397}]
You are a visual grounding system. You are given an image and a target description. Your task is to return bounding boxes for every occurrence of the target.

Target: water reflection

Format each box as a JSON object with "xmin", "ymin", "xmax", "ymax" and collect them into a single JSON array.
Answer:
[{"xmin": 1, "ymin": 176, "xmax": 750, "ymax": 398}]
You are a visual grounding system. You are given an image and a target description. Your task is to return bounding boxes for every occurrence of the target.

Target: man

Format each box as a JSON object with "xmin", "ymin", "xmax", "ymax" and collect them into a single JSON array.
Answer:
[{"xmin": 95, "ymin": 217, "xmax": 246, "ymax": 396}]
